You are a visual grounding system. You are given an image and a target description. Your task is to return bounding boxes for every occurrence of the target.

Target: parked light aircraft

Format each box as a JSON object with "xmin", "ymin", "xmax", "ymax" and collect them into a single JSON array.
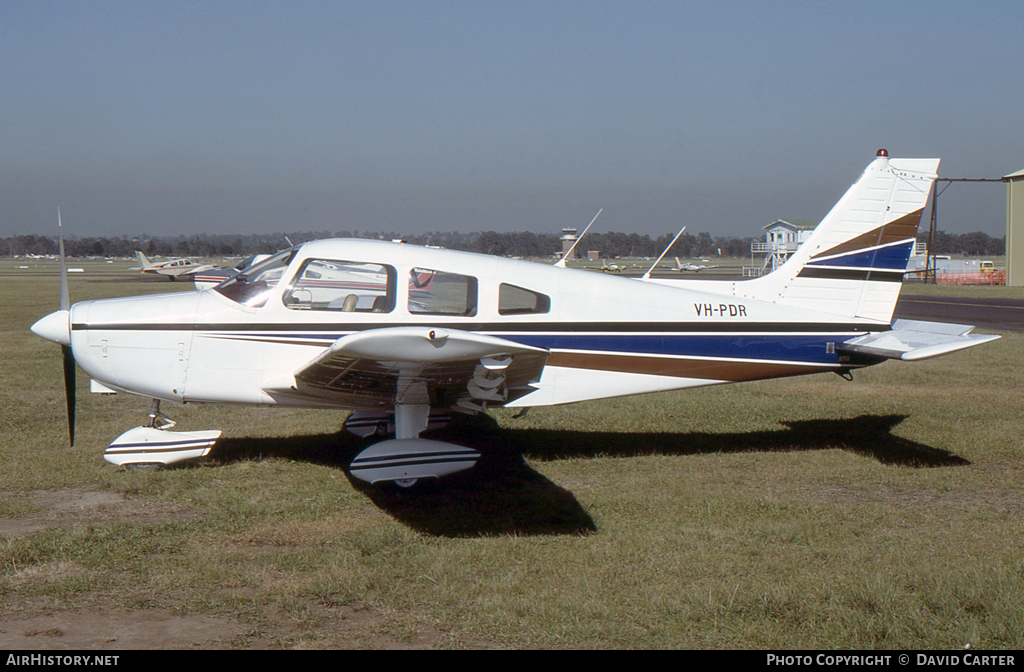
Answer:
[
  {"xmin": 136, "ymin": 251, "xmax": 217, "ymax": 281},
  {"xmin": 600, "ymin": 260, "xmax": 632, "ymax": 273},
  {"xmin": 32, "ymin": 151, "xmax": 1000, "ymax": 487},
  {"xmin": 673, "ymin": 258, "xmax": 719, "ymax": 273}
]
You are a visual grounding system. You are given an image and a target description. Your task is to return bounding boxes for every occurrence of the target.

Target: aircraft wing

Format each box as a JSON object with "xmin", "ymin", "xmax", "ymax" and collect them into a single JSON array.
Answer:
[
  {"xmin": 839, "ymin": 319, "xmax": 1000, "ymax": 362},
  {"xmin": 265, "ymin": 327, "xmax": 549, "ymax": 411}
]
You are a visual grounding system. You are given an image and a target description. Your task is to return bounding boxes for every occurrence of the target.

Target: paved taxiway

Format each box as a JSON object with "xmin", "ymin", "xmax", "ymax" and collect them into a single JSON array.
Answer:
[
  {"xmin": 647, "ymin": 271, "xmax": 1023, "ymax": 333},
  {"xmin": 894, "ymin": 295, "xmax": 1024, "ymax": 333}
]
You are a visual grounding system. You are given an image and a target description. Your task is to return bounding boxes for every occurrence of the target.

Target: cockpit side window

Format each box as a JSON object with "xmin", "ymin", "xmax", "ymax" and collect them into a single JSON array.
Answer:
[
  {"xmin": 408, "ymin": 268, "xmax": 477, "ymax": 316},
  {"xmin": 214, "ymin": 248, "xmax": 297, "ymax": 308},
  {"xmin": 283, "ymin": 259, "xmax": 396, "ymax": 313},
  {"xmin": 498, "ymin": 283, "xmax": 551, "ymax": 315}
]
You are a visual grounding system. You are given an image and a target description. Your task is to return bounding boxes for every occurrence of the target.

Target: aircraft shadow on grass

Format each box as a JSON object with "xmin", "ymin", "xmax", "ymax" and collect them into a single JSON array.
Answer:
[{"xmin": 206, "ymin": 413, "xmax": 967, "ymax": 538}]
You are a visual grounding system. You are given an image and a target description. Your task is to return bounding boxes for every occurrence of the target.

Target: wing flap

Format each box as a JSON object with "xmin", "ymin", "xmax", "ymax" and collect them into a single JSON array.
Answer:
[{"xmin": 839, "ymin": 319, "xmax": 1000, "ymax": 361}]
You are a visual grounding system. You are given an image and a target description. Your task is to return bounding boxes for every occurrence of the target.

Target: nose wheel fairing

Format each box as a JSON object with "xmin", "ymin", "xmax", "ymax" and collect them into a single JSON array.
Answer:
[
  {"xmin": 101, "ymin": 399, "xmax": 220, "ymax": 468},
  {"xmin": 103, "ymin": 426, "xmax": 221, "ymax": 467}
]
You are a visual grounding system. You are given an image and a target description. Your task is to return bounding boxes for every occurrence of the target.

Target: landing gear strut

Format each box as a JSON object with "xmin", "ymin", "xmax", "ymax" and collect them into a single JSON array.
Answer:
[{"xmin": 146, "ymin": 399, "xmax": 177, "ymax": 429}]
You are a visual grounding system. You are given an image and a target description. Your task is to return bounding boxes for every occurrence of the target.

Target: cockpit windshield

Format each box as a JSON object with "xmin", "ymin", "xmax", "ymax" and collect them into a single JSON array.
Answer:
[{"xmin": 214, "ymin": 247, "xmax": 297, "ymax": 308}]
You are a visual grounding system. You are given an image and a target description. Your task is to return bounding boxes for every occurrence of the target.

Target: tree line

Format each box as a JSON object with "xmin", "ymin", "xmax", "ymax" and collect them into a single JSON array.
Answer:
[
  {"xmin": 2, "ymin": 228, "xmax": 1006, "ymax": 260},
  {"xmin": 926, "ymin": 230, "xmax": 1006, "ymax": 257}
]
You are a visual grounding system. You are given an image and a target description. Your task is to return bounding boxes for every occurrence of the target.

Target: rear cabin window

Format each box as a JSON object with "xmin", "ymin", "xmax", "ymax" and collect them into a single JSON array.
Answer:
[
  {"xmin": 408, "ymin": 268, "xmax": 477, "ymax": 316},
  {"xmin": 498, "ymin": 283, "xmax": 551, "ymax": 315},
  {"xmin": 283, "ymin": 259, "xmax": 396, "ymax": 312}
]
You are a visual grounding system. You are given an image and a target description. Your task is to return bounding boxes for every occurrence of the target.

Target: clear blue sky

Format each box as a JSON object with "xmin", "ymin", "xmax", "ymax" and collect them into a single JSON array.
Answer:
[{"xmin": 3, "ymin": 0, "xmax": 1022, "ymax": 239}]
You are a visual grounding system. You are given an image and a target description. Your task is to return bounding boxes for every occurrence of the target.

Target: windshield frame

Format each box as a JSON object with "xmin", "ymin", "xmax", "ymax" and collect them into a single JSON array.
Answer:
[{"xmin": 213, "ymin": 247, "xmax": 298, "ymax": 308}]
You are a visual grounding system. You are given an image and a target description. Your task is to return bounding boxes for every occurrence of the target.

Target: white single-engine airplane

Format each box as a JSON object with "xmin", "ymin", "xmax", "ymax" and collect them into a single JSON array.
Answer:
[
  {"xmin": 32, "ymin": 151, "xmax": 999, "ymax": 487},
  {"xmin": 672, "ymin": 258, "xmax": 719, "ymax": 273},
  {"xmin": 136, "ymin": 251, "xmax": 218, "ymax": 281},
  {"xmin": 600, "ymin": 260, "xmax": 633, "ymax": 273}
]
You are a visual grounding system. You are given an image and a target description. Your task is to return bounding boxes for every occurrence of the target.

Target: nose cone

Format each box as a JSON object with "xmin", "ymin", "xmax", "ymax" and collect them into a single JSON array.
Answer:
[{"xmin": 31, "ymin": 310, "xmax": 71, "ymax": 346}]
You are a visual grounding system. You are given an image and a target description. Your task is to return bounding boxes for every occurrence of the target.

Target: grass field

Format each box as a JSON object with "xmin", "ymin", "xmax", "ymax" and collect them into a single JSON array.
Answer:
[{"xmin": 1, "ymin": 259, "xmax": 1022, "ymax": 649}]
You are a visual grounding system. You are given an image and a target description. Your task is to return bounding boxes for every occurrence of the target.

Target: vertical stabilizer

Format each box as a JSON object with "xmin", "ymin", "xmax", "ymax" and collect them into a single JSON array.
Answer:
[{"xmin": 741, "ymin": 151, "xmax": 939, "ymax": 322}]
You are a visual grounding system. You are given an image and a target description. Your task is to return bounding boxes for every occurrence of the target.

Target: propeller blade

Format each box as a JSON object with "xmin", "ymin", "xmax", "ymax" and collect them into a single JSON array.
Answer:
[
  {"xmin": 58, "ymin": 209, "xmax": 75, "ymax": 446},
  {"xmin": 62, "ymin": 344, "xmax": 76, "ymax": 446}
]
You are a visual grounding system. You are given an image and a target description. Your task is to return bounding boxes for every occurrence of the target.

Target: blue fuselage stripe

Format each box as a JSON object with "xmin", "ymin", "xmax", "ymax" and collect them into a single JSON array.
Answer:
[
  {"xmin": 495, "ymin": 333, "xmax": 844, "ymax": 364},
  {"xmin": 217, "ymin": 330, "xmax": 855, "ymax": 365}
]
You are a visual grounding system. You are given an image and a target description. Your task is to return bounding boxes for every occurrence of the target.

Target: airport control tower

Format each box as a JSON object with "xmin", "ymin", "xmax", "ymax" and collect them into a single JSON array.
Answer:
[{"xmin": 560, "ymin": 228, "xmax": 578, "ymax": 261}]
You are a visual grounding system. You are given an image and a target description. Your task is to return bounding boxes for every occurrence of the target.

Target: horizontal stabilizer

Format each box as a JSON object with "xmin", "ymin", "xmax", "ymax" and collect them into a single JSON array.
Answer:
[{"xmin": 839, "ymin": 319, "xmax": 1000, "ymax": 361}]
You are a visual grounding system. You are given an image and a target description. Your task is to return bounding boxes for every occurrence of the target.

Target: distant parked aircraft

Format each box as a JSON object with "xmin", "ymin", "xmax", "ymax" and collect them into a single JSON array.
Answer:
[
  {"xmin": 600, "ymin": 260, "xmax": 633, "ymax": 273},
  {"xmin": 673, "ymin": 258, "xmax": 719, "ymax": 273},
  {"xmin": 136, "ymin": 251, "xmax": 217, "ymax": 281}
]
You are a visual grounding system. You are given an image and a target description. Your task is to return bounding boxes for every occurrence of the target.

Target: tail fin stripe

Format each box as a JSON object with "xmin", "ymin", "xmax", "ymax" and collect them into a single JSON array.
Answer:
[
  {"xmin": 808, "ymin": 209, "xmax": 923, "ymax": 260},
  {"xmin": 806, "ymin": 239, "xmax": 916, "ymax": 271},
  {"xmin": 797, "ymin": 268, "xmax": 905, "ymax": 283}
]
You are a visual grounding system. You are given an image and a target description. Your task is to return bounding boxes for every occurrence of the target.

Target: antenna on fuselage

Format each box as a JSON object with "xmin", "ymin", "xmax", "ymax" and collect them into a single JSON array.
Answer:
[
  {"xmin": 642, "ymin": 225, "xmax": 687, "ymax": 280},
  {"xmin": 555, "ymin": 208, "xmax": 602, "ymax": 268}
]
